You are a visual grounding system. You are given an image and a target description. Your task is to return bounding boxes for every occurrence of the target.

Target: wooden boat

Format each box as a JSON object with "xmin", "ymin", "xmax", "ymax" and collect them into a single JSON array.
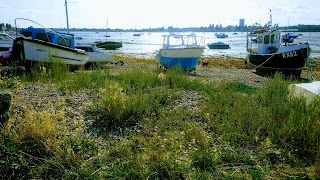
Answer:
[
  {"xmin": 155, "ymin": 33, "xmax": 205, "ymax": 72},
  {"xmin": 207, "ymin": 42, "xmax": 230, "ymax": 49},
  {"xmin": 246, "ymin": 11, "xmax": 310, "ymax": 77}
]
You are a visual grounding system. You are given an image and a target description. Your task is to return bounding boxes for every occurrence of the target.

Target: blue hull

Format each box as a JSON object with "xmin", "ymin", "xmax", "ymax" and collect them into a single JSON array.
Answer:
[{"xmin": 159, "ymin": 56, "xmax": 200, "ymax": 70}]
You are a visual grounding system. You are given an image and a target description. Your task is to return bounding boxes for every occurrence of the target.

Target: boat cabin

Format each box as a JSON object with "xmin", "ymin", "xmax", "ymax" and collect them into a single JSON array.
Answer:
[
  {"xmin": 19, "ymin": 27, "xmax": 76, "ymax": 48},
  {"xmin": 0, "ymin": 33, "xmax": 14, "ymax": 51},
  {"xmin": 162, "ymin": 33, "xmax": 204, "ymax": 49},
  {"xmin": 253, "ymin": 29, "xmax": 281, "ymax": 54}
]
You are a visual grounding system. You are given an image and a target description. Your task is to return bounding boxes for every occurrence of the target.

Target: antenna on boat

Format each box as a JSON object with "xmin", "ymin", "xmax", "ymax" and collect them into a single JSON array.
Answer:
[
  {"xmin": 65, "ymin": 0, "xmax": 70, "ymax": 34},
  {"xmin": 269, "ymin": 9, "xmax": 272, "ymax": 29}
]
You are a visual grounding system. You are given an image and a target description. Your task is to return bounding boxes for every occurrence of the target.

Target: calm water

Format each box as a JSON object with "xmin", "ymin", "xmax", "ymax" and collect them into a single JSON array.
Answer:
[{"xmin": 72, "ymin": 31, "xmax": 320, "ymax": 59}]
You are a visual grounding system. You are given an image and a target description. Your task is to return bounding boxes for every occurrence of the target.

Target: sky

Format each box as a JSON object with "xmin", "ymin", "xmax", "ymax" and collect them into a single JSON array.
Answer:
[{"xmin": 0, "ymin": 0, "xmax": 319, "ymax": 29}]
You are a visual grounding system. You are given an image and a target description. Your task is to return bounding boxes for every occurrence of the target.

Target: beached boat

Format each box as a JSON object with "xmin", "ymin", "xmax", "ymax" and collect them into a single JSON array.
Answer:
[
  {"xmin": 215, "ymin": 33, "xmax": 228, "ymax": 38},
  {"xmin": 207, "ymin": 42, "xmax": 230, "ymax": 49},
  {"xmin": 10, "ymin": 1, "xmax": 89, "ymax": 70},
  {"xmin": 0, "ymin": 32, "xmax": 14, "ymax": 65},
  {"xmin": 11, "ymin": 25, "xmax": 88, "ymax": 69},
  {"xmin": 246, "ymin": 11, "xmax": 311, "ymax": 76},
  {"xmin": 155, "ymin": 33, "xmax": 205, "ymax": 72},
  {"xmin": 75, "ymin": 45, "xmax": 114, "ymax": 68}
]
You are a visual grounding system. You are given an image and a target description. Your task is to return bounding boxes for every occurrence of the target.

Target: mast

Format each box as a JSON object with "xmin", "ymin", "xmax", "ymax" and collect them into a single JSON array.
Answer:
[
  {"xmin": 106, "ymin": 19, "xmax": 108, "ymax": 41},
  {"xmin": 65, "ymin": 0, "xmax": 70, "ymax": 34},
  {"xmin": 269, "ymin": 9, "xmax": 272, "ymax": 29}
]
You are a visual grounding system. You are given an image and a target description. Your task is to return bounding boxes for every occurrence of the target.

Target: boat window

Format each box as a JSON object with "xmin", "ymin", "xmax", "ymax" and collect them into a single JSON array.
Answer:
[
  {"xmin": 264, "ymin": 35, "xmax": 270, "ymax": 44},
  {"xmin": 271, "ymin": 34, "xmax": 278, "ymax": 43},
  {"xmin": 0, "ymin": 34, "xmax": 13, "ymax": 41},
  {"xmin": 168, "ymin": 36, "xmax": 183, "ymax": 46},
  {"xmin": 20, "ymin": 31, "xmax": 32, "ymax": 37},
  {"xmin": 58, "ymin": 37, "xmax": 71, "ymax": 47},
  {"xmin": 35, "ymin": 33, "xmax": 51, "ymax": 42},
  {"xmin": 257, "ymin": 36, "xmax": 263, "ymax": 44}
]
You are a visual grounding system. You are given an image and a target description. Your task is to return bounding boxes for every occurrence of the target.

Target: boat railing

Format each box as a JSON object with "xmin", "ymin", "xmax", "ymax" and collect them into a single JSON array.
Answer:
[
  {"xmin": 14, "ymin": 18, "xmax": 76, "ymax": 49},
  {"xmin": 163, "ymin": 34, "xmax": 205, "ymax": 49}
]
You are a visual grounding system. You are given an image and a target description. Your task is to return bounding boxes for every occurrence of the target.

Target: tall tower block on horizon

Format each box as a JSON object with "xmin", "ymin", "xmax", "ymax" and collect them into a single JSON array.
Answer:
[{"xmin": 239, "ymin": 19, "xmax": 245, "ymax": 27}]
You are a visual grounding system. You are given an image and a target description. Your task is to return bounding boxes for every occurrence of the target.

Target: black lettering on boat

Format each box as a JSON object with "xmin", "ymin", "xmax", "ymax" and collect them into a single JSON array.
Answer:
[{"xmin": 36, "ymin": 49, "xmax": 46, "ymax": 52}]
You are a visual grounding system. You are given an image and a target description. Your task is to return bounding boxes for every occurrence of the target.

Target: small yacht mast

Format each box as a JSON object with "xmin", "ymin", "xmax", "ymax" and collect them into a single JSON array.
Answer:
[
  {"xmin": 269, "ymin": 9, "xmax": 272, "ymax": 30},
  {"xmin": 106, "ymin": 19, "xmax": 108, "ymax": 41}
]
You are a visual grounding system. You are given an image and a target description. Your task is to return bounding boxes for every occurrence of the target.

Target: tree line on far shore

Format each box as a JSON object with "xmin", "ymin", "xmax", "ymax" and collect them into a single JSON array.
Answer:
[{"xmin": 2, "ymin": 23, "xmax": 320, "ymax": 32}]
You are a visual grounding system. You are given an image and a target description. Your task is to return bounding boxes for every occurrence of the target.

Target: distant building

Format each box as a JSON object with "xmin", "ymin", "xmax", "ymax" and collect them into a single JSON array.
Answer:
[{"xmin": 239, "ymin": 19, "xmax": 245, "ymax": 27}]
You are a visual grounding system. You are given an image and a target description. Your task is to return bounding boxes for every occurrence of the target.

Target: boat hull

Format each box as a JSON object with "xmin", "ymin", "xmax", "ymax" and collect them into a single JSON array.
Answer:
[
  {"xmin": 0, "ymin": 51, "xmax": 11, "ymax": 65},
  {"xmin": 11, "ymin": 37, "xmax": 88, "ymax": 68},
  {"xmin": 207, "ymin": 44, "xmax": 229, "ymax": 49},
  {"xmin": 246, "ymin": 47, "xmax": 310, "ymax": 76},
  {"xmin": 156, "ymin": 48, "xmax": 203, "ymax": 71},
  {"xmin": 95, "ymin": 41, "xmax": 122, "ymax": 50}
]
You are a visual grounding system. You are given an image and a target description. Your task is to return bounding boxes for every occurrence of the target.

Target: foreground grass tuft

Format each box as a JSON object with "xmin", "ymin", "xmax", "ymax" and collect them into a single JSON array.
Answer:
[{"xmin": 1, "ymin": 63, "xmax": 320, "ymax": 179}]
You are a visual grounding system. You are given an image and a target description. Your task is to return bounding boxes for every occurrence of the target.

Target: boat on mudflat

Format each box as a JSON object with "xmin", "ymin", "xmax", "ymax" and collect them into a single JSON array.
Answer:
[
  {"xmin": 11, "ymin": 25, "xmax": 88, "ymax": 70},
  {"xmin": 246, "ymin": 11, "xmax": 310, "ymax": 77},
  {"xmin": 155, "ymin": 33, "xmax": 205, "ymax": 72},
  {"xmin": 75, "ymin": 44, "xmax": 115, "ymax": 69},
  {"xmin": 0, "ymin": 32, "xmax": 14, "ymax": 65}
]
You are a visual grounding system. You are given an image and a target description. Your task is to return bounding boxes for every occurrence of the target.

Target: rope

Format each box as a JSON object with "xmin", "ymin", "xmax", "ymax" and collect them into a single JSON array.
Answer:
[
  {"xmin": 248, "ymin": 50, "xmax": 278, "ymax": 72},
  {"xmin": 304, "ymin": 46, "xmax": 314, "ymax": 80}
]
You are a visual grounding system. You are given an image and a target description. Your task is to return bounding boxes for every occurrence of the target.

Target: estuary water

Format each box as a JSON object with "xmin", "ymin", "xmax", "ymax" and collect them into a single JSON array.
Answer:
[{"xmin": 72, "ymin": 31, "xmax": 320, "ymax": 59}]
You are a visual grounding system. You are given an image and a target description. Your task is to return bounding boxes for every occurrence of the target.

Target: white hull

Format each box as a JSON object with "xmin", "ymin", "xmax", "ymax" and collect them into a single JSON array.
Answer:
[
  {"xmin": 23, "ymin": 40, "xmax": 88, "ymax": 65},
  {"xmin": 89, "ymin": 52, "xmax": 114, "ymax": 62},
  {"xmin": 155, "ymin": 48, "xmax": 203, "ymax": 62}
]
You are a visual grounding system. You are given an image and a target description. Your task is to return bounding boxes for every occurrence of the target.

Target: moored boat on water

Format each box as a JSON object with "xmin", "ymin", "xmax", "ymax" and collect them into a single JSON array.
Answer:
[
  {"xmin": 95, "ymin": 41, "xmax": 122, "ymax": 50},
  {"xmin": 155, "ymin": 33, "xmax": 205, "ymax": 72},
  {"xmin": 215, "ymin": 33, "xmax": 228, "ymax": 38},
  {"xmin": 246, "ymin": 11, "xmax": 310, "ymax": 77},
  {"xmin": 95, "ymin": 19, "xmax": 123, "ymax": 50},
  {"xmin": 207, "ymin": 41, "xmax": 230, "ymax": 49}
]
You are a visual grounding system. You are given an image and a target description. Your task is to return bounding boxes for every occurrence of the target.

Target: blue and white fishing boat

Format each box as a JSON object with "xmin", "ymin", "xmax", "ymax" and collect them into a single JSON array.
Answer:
[
  {"xmin": 10, "ymin": 1, "xmax": 89, "ymax": 70},
  {"xmin": 155, "ymin": 33, "xmax": 205, "ymax": 71},
  {"xmin": 11, "ymin": 25, "xmax": 89, "ymax": 69}
]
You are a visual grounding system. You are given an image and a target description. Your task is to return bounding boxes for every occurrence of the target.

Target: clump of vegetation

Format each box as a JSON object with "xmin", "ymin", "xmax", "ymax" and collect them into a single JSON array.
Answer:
[{"xmin": 1, "ymin": 62, "xmax": 320, "ymax": 179}]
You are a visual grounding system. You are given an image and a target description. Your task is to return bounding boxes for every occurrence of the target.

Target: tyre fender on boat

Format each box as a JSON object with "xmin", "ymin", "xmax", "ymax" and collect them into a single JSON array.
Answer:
[{"xmin": 11, "ymin": 38, "xmax": 25, "ymax": 63}]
